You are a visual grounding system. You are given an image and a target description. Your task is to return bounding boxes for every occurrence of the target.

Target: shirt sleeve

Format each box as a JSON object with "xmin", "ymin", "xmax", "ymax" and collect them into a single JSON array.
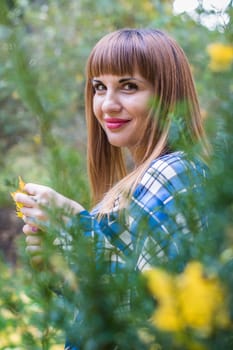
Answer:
[{"xmin": 66, "ymin": 153, "xmax": 207, "ymax": 272}]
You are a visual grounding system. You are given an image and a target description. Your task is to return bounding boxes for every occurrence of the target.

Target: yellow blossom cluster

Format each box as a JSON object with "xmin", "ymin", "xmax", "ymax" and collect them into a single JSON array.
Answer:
[
  {"xmin": 207, "ymin": 43, "xmax": 233, "ymax": 72},
  {"xmin": 144, "ymin": 262, "xmax": 230, "ymax": 335},
  {"xmin": 11, "ymin": 176, "xmax": 26, "ymax": 218}
]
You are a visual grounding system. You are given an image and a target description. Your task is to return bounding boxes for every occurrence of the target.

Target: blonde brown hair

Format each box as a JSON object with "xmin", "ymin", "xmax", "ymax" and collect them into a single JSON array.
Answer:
[{"xmin": 85, "ymin": 28, "xmax": 208, "ymax": 211}]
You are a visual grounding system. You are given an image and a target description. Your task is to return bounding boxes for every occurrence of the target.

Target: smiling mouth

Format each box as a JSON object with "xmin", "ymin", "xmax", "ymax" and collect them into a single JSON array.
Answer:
[{"xmin": 104, "ymin": 118, "xmax": 131, "ymax": 130}]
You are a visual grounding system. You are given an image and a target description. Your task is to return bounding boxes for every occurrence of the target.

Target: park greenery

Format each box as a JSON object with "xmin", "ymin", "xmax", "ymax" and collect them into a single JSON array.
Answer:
[{"xmin": 0, "ymin": 0, "xmax": 233, "ymax": 349}]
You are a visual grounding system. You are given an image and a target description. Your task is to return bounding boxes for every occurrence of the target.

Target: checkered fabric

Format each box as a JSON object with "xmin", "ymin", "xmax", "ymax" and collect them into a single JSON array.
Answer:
[
  {"xmin": 64, "ymin": 151, "xmax": 208, "ymax": 350},
  {"xmin": 68, "ymin": 151, "xmax": 208, "ymax": 272}
]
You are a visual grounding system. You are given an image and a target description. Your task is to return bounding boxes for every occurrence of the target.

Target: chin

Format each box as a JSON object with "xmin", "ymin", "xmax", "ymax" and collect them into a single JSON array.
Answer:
[
  {"xmin": 106, "ymin": 134, "xmax": 134, "ymax": 149},
  {"xmin": 108, "ymin": 141, "xmax": 124, "ymax": 148}
]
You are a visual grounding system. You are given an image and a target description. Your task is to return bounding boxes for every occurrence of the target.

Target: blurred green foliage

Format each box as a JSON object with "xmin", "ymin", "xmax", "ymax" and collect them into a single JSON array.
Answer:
[{"xmin": 0, "ymin": 0, "xmax": 233, "ymax": 349}]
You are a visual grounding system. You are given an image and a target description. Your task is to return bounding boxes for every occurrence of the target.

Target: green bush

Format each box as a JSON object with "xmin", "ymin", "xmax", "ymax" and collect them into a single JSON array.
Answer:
[{"xmin": 0, "ymin": 0, "xmax": 232, "ymax": 349}]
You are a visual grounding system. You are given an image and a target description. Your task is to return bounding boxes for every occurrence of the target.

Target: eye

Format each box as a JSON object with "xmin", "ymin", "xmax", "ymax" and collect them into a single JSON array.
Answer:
[
  {"xmin": 92, "ymin": 82, "xmax": 106, "ymax": 93},
  {"xmin": 122, "ymin": 82, "xmax": 138, "ymax": 92}
]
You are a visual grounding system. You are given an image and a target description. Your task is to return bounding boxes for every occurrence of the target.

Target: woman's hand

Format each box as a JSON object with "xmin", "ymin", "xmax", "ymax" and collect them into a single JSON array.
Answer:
[
  {"xmin": 15, "ymin": 183, "xmax": 84, "ymax": 222},
  {"xmin": 14, "ymin": 183, "xmax": 85, "ymax": 267},
  {"xmin": 23, "ymin": 224, "xmax": 44, "ymax": 268}
]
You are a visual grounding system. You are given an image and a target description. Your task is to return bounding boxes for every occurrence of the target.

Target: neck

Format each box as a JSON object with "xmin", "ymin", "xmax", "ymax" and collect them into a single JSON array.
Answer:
[{"xmin": 128, "ymin": 144, "xmax": 146, "ymax": 167}]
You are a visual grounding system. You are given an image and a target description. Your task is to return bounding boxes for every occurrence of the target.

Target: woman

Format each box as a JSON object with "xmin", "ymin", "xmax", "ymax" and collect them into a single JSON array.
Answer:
[{"xmin": 15, "ymin": 28, "xmax": 208, "ymax": 347}]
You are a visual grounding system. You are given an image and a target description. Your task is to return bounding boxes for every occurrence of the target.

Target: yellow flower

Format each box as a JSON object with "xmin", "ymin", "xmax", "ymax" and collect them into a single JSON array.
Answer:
[
  {"xmin": 207, "ymin": 43, "xmax": 233, "ymax": 72},
  {"xmin": 144, "ymin": 262, "xmax": 230, "ymax": 334},
  {"xmin": 11, "ymin": 176, "xmax": 26, "ymax": 218},
  {"xmin": 177, "ymin": 262, "xmax": 230, "ymax": 333},
  {"xmin": 144, "ymin": 268, "xmax": 183, "ymax": 331}
]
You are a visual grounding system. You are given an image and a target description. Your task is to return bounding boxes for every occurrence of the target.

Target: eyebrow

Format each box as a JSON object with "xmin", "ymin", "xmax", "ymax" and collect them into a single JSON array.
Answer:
[
  {"xmin": 119, "ymin": 77, "xmax": 138, "ymax": 83},
  {"xmin": 92, "ymin": 77, "xmax": 140, "ymax": 84}
]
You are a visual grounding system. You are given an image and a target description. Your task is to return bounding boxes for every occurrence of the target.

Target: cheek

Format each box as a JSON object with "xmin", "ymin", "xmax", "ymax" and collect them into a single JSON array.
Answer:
[
  {"xmin": 132, "ymin": 103, "xmax": 150, "ymax": 121},
  {"xmin": 141, "ymin": 100, "xmax": 152, "ymax": 118},
  {"xmin": 93, "ymin": 95, "xmax": 101, "ymax": 111},
  {"xmin": 93, "ymin": 98, "xmax": 102, "ymax": 121},
  {"xmin": 92, "ymin": 99, "xmax": 97, "ymax": 115},
  {"xmin": 93, "ymin": 101, "xmax": 103, "ymax": 127},
  {"xmin": 129, "ymin": 94, "xmax": 151, "ymax": 116}
]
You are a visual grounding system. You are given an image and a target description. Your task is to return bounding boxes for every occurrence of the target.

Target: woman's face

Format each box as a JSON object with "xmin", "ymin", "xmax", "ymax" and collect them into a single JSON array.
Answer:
[{"xmin": 92, "ymin": 73, "xmax": 154, "ymax": 152}]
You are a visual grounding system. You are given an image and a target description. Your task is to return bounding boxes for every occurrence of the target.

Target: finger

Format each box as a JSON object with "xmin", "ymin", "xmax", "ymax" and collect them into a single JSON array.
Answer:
[
  {"xmin": 26, "ymin": 245, "xmax": 42, "ymax": 256},
  {"xmin": 22, "ymin": 216, "xmax": 37, "ymax": 227},
  {"xmin": 23, "ymin": 224, "xmax": 39, "ymax": 235},
  {"xmin": 14, "ymin": 193, "xmax": 36, "ymax": 208},
  {"xmin": 26, "ymin": 235, "xmax": 41, "ymax": 246},
  {"xmin": 21, "ymin": 207, "xmax": 47, "ymax": 221},
  {"xmin": 24, "ymin": 217, "xmax": 40, "ymax": 228},
  {"xmin": 23, "ymin": 183, "xmax": 40, "ymax": 195},
  {"xmin": 22, "ymin": 215, "xmax": 49, "ymax": 232},
  {"xmin": 24, "ymin": 183, "xmax": 51, "ymax": 197},
  {"xmin": 16, "ymin": 191, "xmax": 50, "ymax": 212},
  {"xmin": 22, "ymin": 215, "xmax": 36, "ymax": 227},
  {"xmin": 24, "ymin": 184, "xmax": 57, "ymax": 209}
]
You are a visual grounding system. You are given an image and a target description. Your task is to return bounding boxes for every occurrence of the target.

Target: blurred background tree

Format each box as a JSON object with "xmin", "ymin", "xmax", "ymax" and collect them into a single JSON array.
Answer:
[{"xmin": 0, "ymin": 0, "xmax": 232, "ymax": 349}]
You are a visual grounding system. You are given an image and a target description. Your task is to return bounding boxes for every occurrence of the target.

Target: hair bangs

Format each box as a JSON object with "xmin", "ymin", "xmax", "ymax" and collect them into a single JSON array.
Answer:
[{"xmin": 87, "ymin": 30, "xmax": 151, "ymax": 79}]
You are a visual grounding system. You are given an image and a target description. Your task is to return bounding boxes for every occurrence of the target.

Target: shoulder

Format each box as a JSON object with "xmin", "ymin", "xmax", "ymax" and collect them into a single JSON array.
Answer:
[
  {"xmin": 134, "ymin": 151, "xmax": 208, "ymax": 198},
  {"xmin": 144, "ymin": 151, "xmax": 207, "ymax": 181}
]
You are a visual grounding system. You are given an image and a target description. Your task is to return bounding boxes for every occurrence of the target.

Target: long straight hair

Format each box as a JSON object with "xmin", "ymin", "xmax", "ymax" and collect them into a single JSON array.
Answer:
[{"xmin": 85, "ymin": 28, "xmax": 208, "ymax": 211}]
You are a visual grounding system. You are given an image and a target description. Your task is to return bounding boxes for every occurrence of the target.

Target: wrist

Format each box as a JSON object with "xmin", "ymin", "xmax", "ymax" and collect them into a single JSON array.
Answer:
[
  {"xmin": 53, "ymin": 192, "xmax": 84, "ymax": 216},
  {"xmin": 69, "ymin": 200, "xmax": 84, "ymax": 215}
]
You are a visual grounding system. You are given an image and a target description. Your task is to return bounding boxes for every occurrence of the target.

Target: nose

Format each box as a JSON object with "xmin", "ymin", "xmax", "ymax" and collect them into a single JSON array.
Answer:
[{"xmin": 101, "ymin": 91, "xmax": 122, "ymax": 114}]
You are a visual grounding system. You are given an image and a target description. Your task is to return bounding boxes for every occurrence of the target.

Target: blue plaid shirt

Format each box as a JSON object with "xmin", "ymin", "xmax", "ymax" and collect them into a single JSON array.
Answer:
[
  {"xmin": 67, "ymin": 151, "xmax": 208, "ymax": 271},
  {"xmin": 64, "ymin": 151, "xmax": 208, "ymax": 349}
]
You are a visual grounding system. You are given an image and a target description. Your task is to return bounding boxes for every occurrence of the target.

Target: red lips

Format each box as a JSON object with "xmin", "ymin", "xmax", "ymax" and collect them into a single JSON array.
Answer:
[{"xmin": 104, "ymin": 117, "xmax": 130, "ymax": 130}]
